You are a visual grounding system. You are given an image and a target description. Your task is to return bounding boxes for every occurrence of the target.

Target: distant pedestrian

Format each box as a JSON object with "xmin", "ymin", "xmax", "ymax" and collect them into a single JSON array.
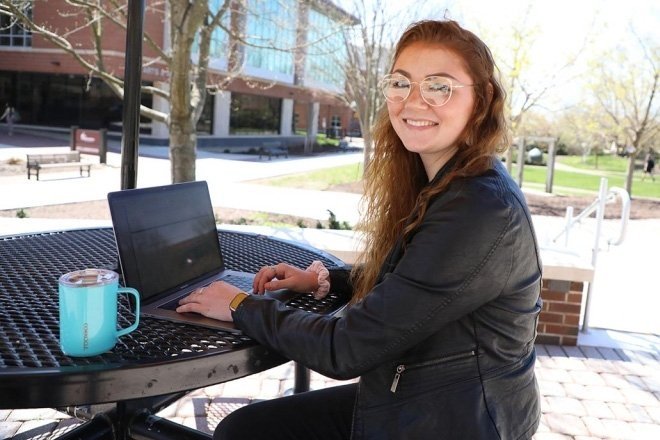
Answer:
[
  {"xmin": 0, "ymin": 104, "xmax": 18, "ymax": 136},
  {"xmin": 642, "ymin": 151, "xmax": 655, "ymax": 182}
]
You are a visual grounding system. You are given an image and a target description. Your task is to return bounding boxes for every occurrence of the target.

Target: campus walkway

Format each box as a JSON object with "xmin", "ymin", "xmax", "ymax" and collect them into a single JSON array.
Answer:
[{"xmin": 1, "ymin": 129, "xmax": 659, "ymax": 439}]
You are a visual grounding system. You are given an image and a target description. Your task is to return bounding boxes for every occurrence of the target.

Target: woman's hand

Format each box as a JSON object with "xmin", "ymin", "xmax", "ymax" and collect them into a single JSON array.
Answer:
[
  {"xmin": 253, "ymin": 263, "xmax": 318, "ymax": 295},
  {"xmin": 176, "ymin": 281, "xmax": 241, "ymax": 322}
]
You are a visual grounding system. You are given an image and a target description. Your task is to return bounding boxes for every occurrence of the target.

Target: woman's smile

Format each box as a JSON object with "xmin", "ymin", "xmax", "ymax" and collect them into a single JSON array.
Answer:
[{"xmin": 404, "ymin": 118, "xmax": 439, "ymax": 128}]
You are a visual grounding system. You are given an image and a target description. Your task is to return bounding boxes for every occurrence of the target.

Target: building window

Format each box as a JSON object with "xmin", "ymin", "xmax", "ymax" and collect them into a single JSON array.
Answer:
[
  {"xmin": 0, "ymin": 71, "xmax": 152, "ymax": 131},
  {"xmin": 244, "ymin": 0, "xmax": 295, "ymax": 76},
  {"xmin": 230, "ymin": 92, "xmax": 281, "ymax": 135},
  {"xmin": 305, "ymin": 8, "xmax": 346, "ymax": 90},
  {"xmin": 194, "ymin": 0, "xmax": 229, "ymax": 61},
  {"xmin": 0, "ymin": 4, "xmax": 32, "ymax": 47}
]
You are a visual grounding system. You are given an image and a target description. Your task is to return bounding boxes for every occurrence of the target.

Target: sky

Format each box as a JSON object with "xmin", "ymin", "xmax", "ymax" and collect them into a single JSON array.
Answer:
[
  {"xmin": 454, "ymin": 0, "xmax": 658, "ymax": 75},
  {"xmin": 346, "ymin": 0, "xmax": 659, "ymax": 53},
  {"xmin": 338, "ymin": 0, "xmax": 659, "ymax": 114},
  {"xmin": 454, "ymin": 0, "xmax": 660, "ymax": 111}
]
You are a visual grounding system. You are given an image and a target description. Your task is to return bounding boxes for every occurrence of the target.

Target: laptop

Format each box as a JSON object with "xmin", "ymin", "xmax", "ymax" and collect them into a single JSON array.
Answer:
[{"xmin": 107, "ymin": 181, "xmax": 257, "ymax": 333}]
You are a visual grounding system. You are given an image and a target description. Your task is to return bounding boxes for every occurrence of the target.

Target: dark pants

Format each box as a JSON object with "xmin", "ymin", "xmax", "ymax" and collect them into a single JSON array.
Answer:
[{"xmin": 214, "ymin": 383, "xmax": 357, "ymax": 440}]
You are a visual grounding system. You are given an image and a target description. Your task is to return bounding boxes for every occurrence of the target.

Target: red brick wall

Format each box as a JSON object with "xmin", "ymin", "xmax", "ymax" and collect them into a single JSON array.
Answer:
[
  {"xmin": 293, "ymin": 102, "xmax": 352, "ymax": 135},
  {"xmin": 31, "ymin": 0, "xmax": 163, "ymax": 57},
  {"xmin": 3, "ymin": 0, "xmax": 166, "ymax": 81},
  {"xmin": 536, "ymin": 279, "xmax": 584, "ymax": 346}
]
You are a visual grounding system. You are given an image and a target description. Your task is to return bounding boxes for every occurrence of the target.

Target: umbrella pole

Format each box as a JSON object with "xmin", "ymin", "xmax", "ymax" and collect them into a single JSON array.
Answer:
[{"xmin": 120, "ymin": 0, "xmax": 145, "ymax": 190}]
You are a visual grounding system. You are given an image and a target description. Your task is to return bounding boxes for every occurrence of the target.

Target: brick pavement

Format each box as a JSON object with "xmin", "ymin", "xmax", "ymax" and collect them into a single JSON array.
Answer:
[{"xmin": 2, "ymin": 344, "xmax": 659, "ymax": 439}]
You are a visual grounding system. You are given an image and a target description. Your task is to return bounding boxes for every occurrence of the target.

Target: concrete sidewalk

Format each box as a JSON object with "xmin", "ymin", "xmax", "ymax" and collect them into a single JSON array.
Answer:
[
  {"xmin": 2, "ymin": 130, "xmax": 659, "ymax": 439},
  {"xmin": 0, "ymin": 133, "xmax": 364, "ymax": 226}
]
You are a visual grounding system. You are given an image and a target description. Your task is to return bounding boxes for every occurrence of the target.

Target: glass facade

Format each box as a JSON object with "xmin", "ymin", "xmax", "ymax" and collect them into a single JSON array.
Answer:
[
  {"xmin": 0, "ymin": 71, "xmax": 152, "ymax": 131},
  {"xmin": 244, "ymin": 0, "xmax": 296, "ymax": 79},
  {"xmin": 305, "ymin": 7, "xmax": 346, "ymax": 91},
  {"xmin": 229, "ymin": 92, "xmax": 281, "ymax": 135},
  {"xmin": 194, "ymin": 0, "xmax": 230, "ymax": 62},
  {"xmin": 0, "ymin": 3, "xmax": 32, "ymax": 47}
]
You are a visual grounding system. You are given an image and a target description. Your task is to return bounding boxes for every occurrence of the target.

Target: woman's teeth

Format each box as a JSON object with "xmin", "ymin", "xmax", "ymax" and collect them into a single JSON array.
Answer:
[{"xmin": 405, "ymin": 119, "xmax": 437, "ymax": 127}]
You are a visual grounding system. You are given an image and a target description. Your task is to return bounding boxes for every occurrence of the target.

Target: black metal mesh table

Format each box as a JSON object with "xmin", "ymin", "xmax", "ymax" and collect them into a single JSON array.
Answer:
[{"xmin": 0, "ymin": 227, "xmax": 347, "ymax": 438}]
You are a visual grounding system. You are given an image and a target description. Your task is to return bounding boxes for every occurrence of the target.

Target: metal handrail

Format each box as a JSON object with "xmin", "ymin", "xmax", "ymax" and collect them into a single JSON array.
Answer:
[
  {"xmin": 551, "ymin": 180, "xmax": 630, "ymax": 248},
  {"xmin": 605, "ymin": 187, "xmax": 630, "ymax": 247},
  {"xmin": 549, "ymin": 178, "xmax": 631, "ymax": 333}
]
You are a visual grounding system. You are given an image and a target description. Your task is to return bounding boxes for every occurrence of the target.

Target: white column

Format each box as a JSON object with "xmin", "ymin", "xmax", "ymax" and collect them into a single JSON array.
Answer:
[
  {"xmin": 151, "ymin": 81, "xmax": 169, "ymax": 138},
  {"xmin": 213, "ymin": 91, "xmax": 231, "ymax": 136},
  {"xmin": 280, "ymin": 98, "xmax": 293, "ymax": 136}
]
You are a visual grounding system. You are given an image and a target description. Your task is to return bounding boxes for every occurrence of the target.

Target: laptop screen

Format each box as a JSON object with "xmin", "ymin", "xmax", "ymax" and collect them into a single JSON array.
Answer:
[{"xmin": 108, "ymin": 181, "xmax": 224, "ymax": 300}]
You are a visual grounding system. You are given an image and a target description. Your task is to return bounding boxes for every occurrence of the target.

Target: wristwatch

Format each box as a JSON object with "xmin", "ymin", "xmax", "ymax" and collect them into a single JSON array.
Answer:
[{"xmin": 229, "ymin": 292, "xmax": 249, "ymax": 312}]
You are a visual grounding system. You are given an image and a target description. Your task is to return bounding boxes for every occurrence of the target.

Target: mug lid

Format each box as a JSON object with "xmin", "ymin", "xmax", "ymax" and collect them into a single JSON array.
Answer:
[{"xmin": 59, "ymin": 268, "xmax": 118, "ymax": 287}]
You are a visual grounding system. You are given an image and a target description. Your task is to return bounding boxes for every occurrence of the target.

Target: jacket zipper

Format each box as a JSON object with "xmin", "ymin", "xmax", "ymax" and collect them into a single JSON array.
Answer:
[{"xmin": 390, "ymin": 350, "xmax": 476, "ymax": 393}]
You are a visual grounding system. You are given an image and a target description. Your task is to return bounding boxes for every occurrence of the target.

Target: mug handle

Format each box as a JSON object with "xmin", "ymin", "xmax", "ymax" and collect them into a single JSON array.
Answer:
[{"xmin": 116, "ymin": 287, "xmax": 140, "ymax": 337}]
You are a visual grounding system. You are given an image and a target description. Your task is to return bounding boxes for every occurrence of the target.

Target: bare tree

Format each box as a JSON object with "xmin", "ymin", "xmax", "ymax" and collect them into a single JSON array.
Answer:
[
  {"xmin": 336, "ymin": 0, "xmax": 445, "ymax": 173},
  {"xmin": 589, "ymin": 34, "xmax": 659, "ymax": 194},
  {"xmin": 1, "ymin": 0, "xmax": 236, "ymax": 182},
  {"xmin": 553, "ymin": 103, "xmax": 623, "ymax": 166},
  {"xmin": 472, "ymin": 3, "xmax": 590, "ymax": 173},
  {"xmin": 337, "ymin": 0, "xmax": 393, "ymax": 171},
  {"xmin": 0, "ymin": 0, "xmax": 324, "ymax": 183}
]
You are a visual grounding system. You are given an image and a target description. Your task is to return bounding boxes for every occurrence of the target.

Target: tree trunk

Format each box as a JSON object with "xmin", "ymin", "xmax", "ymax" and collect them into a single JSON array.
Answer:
[
  {"xmin": 170, "ymin": 120, "xmax": 197, "ymax": 183},
  {"xmin": 168, "ymin": 1, "xmax": 206, "ymax": 183},
  {"xmin": 362, "ymin": 130, "xmax": 373, "ymax": 174},
  {"xmin": 625, "ymin": 152, "xmax": 636, "ymax": 196},
  {"xmin": 505, "ymin": 147, "xmax": 514, "ymax": 173}
]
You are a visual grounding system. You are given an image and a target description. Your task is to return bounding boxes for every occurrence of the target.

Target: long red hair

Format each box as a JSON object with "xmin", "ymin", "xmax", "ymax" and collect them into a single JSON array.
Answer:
[{"xmin": 351, "ymin": 20, "xmax": 509, "ymax": 302}]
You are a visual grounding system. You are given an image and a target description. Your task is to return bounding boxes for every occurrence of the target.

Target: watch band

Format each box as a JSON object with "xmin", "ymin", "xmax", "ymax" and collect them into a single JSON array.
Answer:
[{"xmin": 229, "ymin": 292, "xmax": 249, "ymax": 312}]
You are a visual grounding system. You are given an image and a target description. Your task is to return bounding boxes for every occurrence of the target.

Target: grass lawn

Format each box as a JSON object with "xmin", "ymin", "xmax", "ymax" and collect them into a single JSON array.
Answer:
[
  {"xmin": 254, "ymin": 157, "xmax": 660, "ymax": 200},
  {"xmin": 252, "ymin": 162, "xmax": 363, "ymax": 190},
  {"xmin": 521, "ymin": 164, "xmax": 660, "ymax": 198},
  {"xmin": 557, "ymin": 154, "xmax": 629, "ymax": 173}
]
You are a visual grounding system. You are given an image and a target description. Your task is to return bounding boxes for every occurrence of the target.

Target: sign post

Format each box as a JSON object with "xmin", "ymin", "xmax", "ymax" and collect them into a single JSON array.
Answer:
[{"xmin": 70, "ymin": 126, "xmax": 108, "ymax": 164}]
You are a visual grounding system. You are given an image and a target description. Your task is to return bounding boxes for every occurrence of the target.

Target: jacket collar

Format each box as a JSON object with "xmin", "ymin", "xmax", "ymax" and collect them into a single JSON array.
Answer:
[{"xmin": 428, "ymin": 153, "xmax": 460, "ymax": 186}]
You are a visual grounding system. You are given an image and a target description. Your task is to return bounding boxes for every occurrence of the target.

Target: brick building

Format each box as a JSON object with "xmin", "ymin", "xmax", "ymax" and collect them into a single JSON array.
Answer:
[{"xmin": 0, "ymin": 0, "xmax": 360, "ymax": 148}]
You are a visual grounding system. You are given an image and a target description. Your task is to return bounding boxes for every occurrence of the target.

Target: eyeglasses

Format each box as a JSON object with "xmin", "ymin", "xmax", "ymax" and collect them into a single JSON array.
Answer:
[{"xmin": 380, "ymin": 73, "xmax": 473, "ymax": 107}]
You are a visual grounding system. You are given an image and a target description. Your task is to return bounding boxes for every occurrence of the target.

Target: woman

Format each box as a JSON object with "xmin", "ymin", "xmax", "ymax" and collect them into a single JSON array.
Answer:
[{"xmin": 178, "ymin": 19, "xmax": 542, "ymax": 439}]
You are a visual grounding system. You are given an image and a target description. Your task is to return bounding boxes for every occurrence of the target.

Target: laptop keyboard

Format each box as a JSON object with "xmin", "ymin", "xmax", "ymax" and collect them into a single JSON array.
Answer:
[
  {"xmin": 160, "ymin": 274, "xmax": 254, "ymax": 311},
  {"xmin": 221, "ymin": 273, "xmax": 255, "ymax": 291}
]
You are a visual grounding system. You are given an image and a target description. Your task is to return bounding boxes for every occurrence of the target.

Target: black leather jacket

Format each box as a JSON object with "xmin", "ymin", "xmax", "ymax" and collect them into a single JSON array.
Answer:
[{"xmin": 234, "ymin": 158, "xmax": 542, "ymax": 439}]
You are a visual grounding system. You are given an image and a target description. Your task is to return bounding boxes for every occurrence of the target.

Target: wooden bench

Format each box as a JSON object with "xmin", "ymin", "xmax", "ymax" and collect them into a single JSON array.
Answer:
[
  {"xmin": 258, "ymin": 141, "xmax": 288, "ymax": 160},
  {"xmin": 26, "ymin": 151, "xmax": 92, "ymax": 181}
]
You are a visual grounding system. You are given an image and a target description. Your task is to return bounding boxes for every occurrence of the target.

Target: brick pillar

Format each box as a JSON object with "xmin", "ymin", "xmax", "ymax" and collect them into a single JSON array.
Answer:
[{"xmin": 536, "ymin": 279, "xmax": 583, "ymax": 346}]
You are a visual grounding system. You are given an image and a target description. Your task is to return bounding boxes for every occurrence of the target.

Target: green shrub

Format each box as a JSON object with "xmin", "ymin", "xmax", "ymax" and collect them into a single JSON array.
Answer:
[{"xmin": 326, "ymin": 210, "xmax": 351, "ymax": 230}]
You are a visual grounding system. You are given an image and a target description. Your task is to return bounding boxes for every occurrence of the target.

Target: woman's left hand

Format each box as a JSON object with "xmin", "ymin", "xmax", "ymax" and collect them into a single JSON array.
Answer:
[{"xmin": 176, "ymin": 281, "xmax": 242, "ymax": 322}]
